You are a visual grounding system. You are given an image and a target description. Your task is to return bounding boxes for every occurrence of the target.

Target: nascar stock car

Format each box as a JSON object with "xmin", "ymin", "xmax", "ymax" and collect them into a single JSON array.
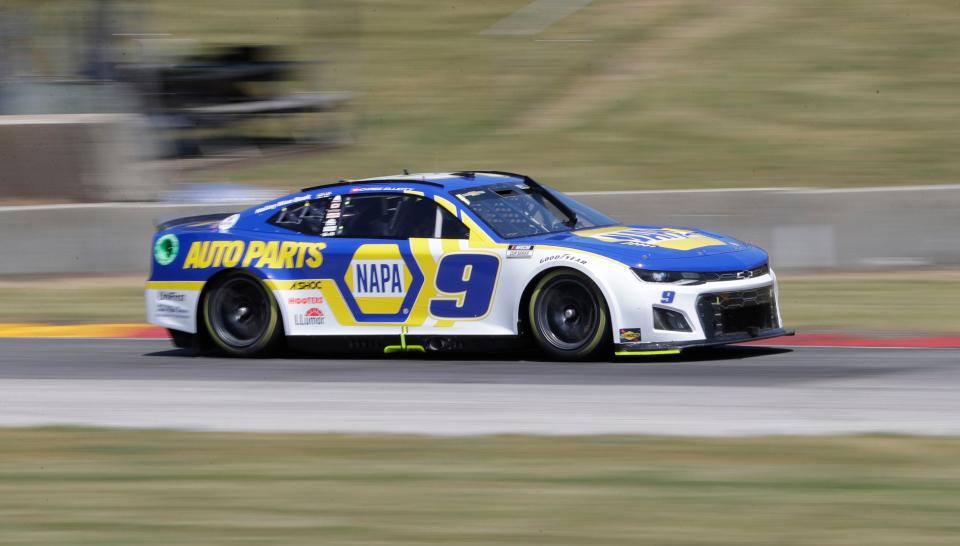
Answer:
[{"xmin": 147, "ymin": 171, "xmax": 790, "ymax": 360}]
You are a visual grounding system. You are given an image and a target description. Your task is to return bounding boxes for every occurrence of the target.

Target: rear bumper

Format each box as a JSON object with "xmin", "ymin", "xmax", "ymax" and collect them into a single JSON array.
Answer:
[{"xmin": 614, "ymin": 327, "xmax": 794, "ymax": 355}]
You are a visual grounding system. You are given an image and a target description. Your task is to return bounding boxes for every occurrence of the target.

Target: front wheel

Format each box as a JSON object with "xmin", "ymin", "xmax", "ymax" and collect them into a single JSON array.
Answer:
[
  {"xmin": 202, "ymin": 272, "xmax": 283, "ymax": 357},
  {"xmin": 527, "ymin": 270, "xmax": 611, "ymax": 361}
]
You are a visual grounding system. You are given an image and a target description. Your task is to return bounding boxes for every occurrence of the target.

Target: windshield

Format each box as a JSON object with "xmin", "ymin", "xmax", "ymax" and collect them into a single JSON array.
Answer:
[{"xmin": 452, "ymin": 183, "xmax": 618, "ymax": 239}]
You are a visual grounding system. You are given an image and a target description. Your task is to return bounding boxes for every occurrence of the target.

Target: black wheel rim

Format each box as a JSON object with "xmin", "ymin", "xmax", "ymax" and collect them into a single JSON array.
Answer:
[
  {"xmin": 535, "ymin": 278, "xmax": 600, "ymax": 351},
  {"xmin": 209, "ymin": 277, "xmax": 270, "ymax": 348}
]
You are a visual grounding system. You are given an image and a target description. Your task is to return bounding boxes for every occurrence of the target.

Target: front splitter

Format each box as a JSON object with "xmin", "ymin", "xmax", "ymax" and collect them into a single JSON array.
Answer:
[{"xmin": 615, "ymin": 328, "xmax": 794, "ymax": 356}]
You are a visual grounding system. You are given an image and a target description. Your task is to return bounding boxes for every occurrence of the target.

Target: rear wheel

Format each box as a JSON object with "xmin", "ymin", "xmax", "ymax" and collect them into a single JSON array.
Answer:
[
  {"xmin": 202, "ymin": 272, "xmax": 283, "ymax": 356},
  {"xmin": 527, "ymin": 270, "xmax": 611, "ymax": 361}
]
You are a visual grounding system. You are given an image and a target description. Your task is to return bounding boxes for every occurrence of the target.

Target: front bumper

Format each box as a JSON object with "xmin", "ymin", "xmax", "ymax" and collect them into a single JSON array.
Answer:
[{"xmin": 614, "ymin": 327, "xmax": 794, "ymax": 355}]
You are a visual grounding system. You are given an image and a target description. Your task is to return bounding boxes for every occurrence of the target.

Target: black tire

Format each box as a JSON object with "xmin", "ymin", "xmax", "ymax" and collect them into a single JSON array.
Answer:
[
  {"xmin": 527, "ymin": 269, "xmax": 612, "ymax": 361},
  {"xmin": 202, "ymin": 272, "xmax": 283, "ymax": 357}
]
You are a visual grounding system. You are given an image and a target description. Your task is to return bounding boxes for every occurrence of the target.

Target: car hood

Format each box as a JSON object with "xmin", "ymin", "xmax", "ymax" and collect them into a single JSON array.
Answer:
[{"xmin": 525, "ymin": 225, "xmax": 768, "ymax": 272}]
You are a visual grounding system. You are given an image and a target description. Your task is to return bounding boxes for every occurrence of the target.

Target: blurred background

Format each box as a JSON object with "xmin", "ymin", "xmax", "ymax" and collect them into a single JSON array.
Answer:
[{"xmin": 2, "ymin": 2, "xmax": 960, "ymax": 544}]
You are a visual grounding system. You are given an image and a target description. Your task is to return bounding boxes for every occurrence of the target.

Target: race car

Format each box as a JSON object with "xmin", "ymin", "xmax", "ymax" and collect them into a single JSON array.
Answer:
[{"xmin": 147, "ymin": 171, "xmax": 789, "ymax": 360}]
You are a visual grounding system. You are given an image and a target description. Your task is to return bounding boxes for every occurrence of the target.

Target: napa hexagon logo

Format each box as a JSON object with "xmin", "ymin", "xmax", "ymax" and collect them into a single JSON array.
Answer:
[{"xmin": 340, "ymin": 243, "xmax": 423, "ymax": 321}]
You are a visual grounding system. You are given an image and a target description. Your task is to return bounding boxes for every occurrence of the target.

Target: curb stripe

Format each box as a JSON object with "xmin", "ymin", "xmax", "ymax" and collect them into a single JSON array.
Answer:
[{"xmin": 0, "ymin": 324, "xmax": 169, "ymax": 339}]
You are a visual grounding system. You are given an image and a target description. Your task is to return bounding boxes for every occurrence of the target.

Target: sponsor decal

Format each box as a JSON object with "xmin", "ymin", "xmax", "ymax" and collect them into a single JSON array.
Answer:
[
  {"xmin": 506, "ymin": 244, "xmax": 534, "ymax": 259},
  {"xmin": 156, "ymin": 303, "xmax": 190, "ymax": 318},
  {"xmin": 182, "ymin": 241, "xmax": 325, "ymax": 270},
  {"xmin": 153, "ymin": 234, "xmax": 179, "ymax": 266},
  {"xmin": 619, "ymin": 328, "xmax": 642, "ymax": 343},
  {"xmin": 288, "ymin": 296, "xmax": 324, "ymax": 305},
  {"xmin": 254, "ymin": 194, "xmax": 311, "ymax": 214},
  {"xmin": 581, "ymin": 227, "xmax": 726, "ymax": 251},
  {"xmin": 218, "ymin": 213, "xmax": 239, "ymax": 232},
  {"xmin": 539, "ymin": 253, "xmax": 587, "ymax": 265},
  {"xmin": 455, "ymin": 190, "xmax": 485, "ymax": 205},
  {"xmin": 325, "ymin": 210, "xmax": 341, "ymax": 219},
  {"xmin": 294, "ymin": 307, "xmax": 326, "ymax": 326},
  {"xmin": 352, "ymin": 260, "xmax": 406, "ymax": 297},
  {"xmin": 288, "ymin": 280, "xmax": 324, "ymax": 290},
  {"xmin": 157, "ymin": 291, "xmax": 186, "ymax": 302},
  {"xmin": 348, "ymin": 186, "xmax": 413, "ymax": 193}
]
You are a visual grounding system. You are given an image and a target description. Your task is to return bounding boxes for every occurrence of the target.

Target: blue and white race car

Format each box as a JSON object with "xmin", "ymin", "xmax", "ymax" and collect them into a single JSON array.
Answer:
[{"xmin": 147, "ymin": 171, "xmax": 789, "ymax": 360}]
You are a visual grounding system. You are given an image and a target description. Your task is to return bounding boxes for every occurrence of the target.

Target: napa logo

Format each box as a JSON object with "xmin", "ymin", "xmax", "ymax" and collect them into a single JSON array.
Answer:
[
  {"xmin": 351, "ymin": 260, "xmax": 406, "ymax": 297},
  {"xmin": 577, "ymin": 227, "xmax": 727, "ymax": 251}
]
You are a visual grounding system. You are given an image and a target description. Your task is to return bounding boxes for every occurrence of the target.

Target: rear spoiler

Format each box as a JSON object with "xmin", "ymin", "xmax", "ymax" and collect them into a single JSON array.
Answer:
[{"xmin": 154, "ymin": 213, "xmax": 235, "ymax": 232}]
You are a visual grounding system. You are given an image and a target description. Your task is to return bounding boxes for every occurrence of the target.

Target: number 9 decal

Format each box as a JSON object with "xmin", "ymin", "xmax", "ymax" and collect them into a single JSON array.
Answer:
[{"xmin": 430, "ymin": 254, "xmax": 500, "ymax": 318}]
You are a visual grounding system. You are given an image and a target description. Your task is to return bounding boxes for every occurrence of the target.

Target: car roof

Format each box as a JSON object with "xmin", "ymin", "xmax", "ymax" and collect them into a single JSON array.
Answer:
[{"xmin": 302, "ymin": 171, "xmax": 527, "ymax": 194}]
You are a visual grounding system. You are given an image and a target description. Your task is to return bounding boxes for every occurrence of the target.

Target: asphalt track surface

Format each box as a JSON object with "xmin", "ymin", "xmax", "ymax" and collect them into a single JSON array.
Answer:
[{"xmin": 1, "ymin": 339, "xmax": 959, "ymax": 436}]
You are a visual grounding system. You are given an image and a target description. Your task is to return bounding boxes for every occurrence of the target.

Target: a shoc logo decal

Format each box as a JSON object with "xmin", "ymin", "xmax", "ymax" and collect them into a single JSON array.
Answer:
[
  {"xmin": 294, "ymin": 307, "xmax": 325, "ymax": 326},
  {"xmin": 182, "ymin": 241, "xmax": 325, "ymax": 269},
  {"xmin": 352, "ymin": 260, "xmax": 406, "ymax": 297},
  {"xmin": 288, "ymin": 280, "xmax": 324, "ymax": 290}
]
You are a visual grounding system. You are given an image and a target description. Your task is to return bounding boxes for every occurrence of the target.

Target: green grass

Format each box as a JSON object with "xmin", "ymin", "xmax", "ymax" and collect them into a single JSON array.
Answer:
[
  {"xmin": 145, "ymin": 0, "xmax": 960, "ymax": 191},
  {"xmin": 2, "ymin": 276, "xmax": 958, "ymax": 334},
  {"xmin": 778, "ymin": 278, "xmax": 960, "ymax": 334},
  {"xmin": 0, "ymin": 287, "xmax": 146, "ymax": 324},
  {"xmin": 2, "ymin": 429, "xmax": 960, "ymax": 545}
]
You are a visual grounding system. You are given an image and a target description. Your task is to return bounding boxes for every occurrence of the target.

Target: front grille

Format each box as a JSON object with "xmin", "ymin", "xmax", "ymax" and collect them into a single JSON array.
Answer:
[
  {"xmin": 696, "ymin": 286, "xmax": 778, "ymax": 339},
  {"xmin": 700, "ymin": 264, "xmax": 769, "ymax": 282}
]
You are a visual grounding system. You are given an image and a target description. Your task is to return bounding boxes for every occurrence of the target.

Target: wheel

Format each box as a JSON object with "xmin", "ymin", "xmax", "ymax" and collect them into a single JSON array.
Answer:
[
  {"xmin": 527, "ymin": 269, "xmax": 612, "ymax": 361},
  {"xmin": 202, "ymin": 272, "xmax": 283, "ymax": 356}
]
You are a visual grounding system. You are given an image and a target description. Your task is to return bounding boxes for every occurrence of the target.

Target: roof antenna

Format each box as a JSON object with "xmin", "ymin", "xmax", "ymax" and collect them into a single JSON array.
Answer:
[{"xmin": 403, "ymin": 169, "xmax": 410, "ymax": 175}]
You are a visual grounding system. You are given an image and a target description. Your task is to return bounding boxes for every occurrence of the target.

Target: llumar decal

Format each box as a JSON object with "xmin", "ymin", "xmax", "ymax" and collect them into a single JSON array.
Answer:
[
  {"xmin": 154, "ymin": 234, "xmax": 179, "ymax": 266},
  {"xmin": 182, "ymin": 241, "xmax": 325, "ymax": 269}
]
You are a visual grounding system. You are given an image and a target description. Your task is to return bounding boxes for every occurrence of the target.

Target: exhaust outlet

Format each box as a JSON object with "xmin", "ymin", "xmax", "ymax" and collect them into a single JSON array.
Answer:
[{"xmin": 427, "ymin": 337, "xmax": 451, "ymax": 351}]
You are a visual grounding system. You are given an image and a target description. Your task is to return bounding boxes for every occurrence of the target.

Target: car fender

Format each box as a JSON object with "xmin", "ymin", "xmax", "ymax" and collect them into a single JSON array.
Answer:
[{"xmin": 511, "ymin": 246, "xmax": 633, "ymax": 342}]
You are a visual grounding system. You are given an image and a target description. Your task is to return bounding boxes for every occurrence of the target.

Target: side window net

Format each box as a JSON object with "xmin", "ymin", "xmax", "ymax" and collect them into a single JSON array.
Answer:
[
  {"xmin": 268, "ymin": 198, "xmax": 333, "ymax": 236},
  {"xmin": 269, "ymin": 193, "xmax": 469, "ymax": 239}
]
